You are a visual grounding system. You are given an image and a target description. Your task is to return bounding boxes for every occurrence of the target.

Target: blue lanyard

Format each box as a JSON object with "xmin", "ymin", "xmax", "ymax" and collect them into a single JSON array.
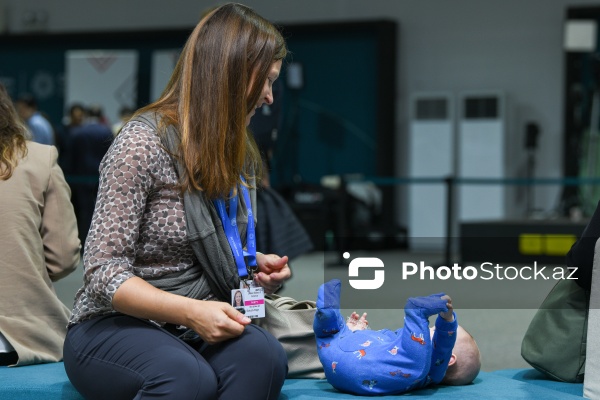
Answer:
[{"xmin": 213, "ymin": 180, "xmax": 257, "ymax": 279}]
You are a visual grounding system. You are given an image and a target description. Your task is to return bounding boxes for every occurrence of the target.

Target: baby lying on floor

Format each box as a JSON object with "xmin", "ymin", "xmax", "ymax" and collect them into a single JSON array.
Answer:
[{"xmin": 313, "ymin": 279, "xmax": 481, "ymax": 396}]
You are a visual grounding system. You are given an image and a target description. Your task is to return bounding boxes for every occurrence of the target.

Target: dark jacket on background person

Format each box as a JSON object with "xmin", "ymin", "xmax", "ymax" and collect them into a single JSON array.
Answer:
[{"xmin": 67, "ymin": 119, "xmax": 114, "ymax": 245}]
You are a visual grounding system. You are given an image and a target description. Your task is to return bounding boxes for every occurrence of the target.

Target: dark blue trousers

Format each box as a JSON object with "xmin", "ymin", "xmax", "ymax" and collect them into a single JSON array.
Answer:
[{"xmin": 64, "ymin": 314, "xmax": 287, "ymax": 400}]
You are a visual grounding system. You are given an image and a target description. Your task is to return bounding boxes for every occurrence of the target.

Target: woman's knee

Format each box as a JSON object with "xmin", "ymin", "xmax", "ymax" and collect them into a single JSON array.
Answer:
[
  {"xmin": 243, "ymin": 325, "xmax": 288, "ymax": 399},
  {"xmin": 202, "ymin": 325, "xmax": 287, "ymax": 400},
  {"xmin": 244, "ymin": 325, "xmax": 288, "ymax": 372},
  {"xmin": 69, "ymin": 346, "xmax": 218, "ymax": 400},
  {"xmin": 64, "ymin": 319, "xmax": 219, "ymax": 400},
  {"xmin": 145, "ymin": 349, "xmax": 218, "ymax": 400}
]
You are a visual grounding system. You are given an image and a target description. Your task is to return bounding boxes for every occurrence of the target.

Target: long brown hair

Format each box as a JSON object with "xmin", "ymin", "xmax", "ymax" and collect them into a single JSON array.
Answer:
[
  {"xmin": 0, "ymin": 84, "xmax": 29, "ymax": 180},
  {"xmin": 137, "ymin": 3, "xmax": 287, "ymax": 199}
]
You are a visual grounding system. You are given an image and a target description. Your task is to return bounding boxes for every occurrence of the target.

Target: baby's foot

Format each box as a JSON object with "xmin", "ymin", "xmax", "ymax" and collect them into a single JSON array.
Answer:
[{"xmin": 346, "ymin": 312, "xmax": 369, "ymax": 331}]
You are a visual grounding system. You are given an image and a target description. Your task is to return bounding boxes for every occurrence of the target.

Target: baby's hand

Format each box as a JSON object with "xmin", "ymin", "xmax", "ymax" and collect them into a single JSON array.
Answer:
[
  {"xmin": 346, "ymin": 311, "xmax": 369, "ymax": 331},
  {"xmin": 439, "ymin": 295, "xmax": 454, "ymax": 322}
]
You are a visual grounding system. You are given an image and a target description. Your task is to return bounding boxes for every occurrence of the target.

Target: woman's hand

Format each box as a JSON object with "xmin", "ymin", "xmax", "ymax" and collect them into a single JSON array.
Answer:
[
  {"xmin": 113, "ymin": 276, "xmax": 251, "ymax": 345},
  {"xmin": 185, "ymin": 300, "xmax": 251, "ymax": 345},
  {"xmin": 254, "ymin": 253, "xmax": 291, "ymax": 294}
]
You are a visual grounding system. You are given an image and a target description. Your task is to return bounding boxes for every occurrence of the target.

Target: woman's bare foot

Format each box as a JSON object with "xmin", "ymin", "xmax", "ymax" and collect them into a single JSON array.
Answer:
[{"xmin": 346, "ymin": 311, "xmax": 369, "ymax": 331}]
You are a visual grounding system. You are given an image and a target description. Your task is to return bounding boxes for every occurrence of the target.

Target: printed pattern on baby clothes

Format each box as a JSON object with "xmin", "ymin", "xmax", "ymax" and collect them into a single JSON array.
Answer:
[{"xmin": 314, "ymin": 279, "xmax": 458, "ymax": 396}]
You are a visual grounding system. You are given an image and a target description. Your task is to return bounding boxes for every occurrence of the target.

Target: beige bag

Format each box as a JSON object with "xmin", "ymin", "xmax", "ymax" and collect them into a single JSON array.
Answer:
[{"xmin": 253, "ymin": 294, "xmax": 325, "ymax": 379}]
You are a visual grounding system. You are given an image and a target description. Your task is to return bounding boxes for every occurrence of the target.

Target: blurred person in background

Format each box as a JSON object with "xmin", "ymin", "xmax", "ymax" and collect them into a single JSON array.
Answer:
[
  {"xmin": 67, "ymin": 104, "xmax": 114, "ymax": 247},
  {"xmin": 15, "ymin": 93, "xmax": 55, "ymax": 146},
  {"xmin": 112, "ymin": 105, "xmax": 135, "ymax": 136},
  {"xmin": 57, "ymin": 103, "xmax": 86, "ymax": 171}
]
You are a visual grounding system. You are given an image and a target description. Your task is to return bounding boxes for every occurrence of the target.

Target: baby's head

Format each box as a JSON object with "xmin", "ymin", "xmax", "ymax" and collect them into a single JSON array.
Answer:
[
  {"xmin": 430, "ymin": 325, "xmax": 481, "ymax": 385},
  {"xmin": 443, "ymin": 325, "xmax": 481, "ymax": 385}
]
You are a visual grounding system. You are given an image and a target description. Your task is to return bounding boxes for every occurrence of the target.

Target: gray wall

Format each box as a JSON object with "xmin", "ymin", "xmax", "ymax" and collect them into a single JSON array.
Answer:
[{"xmin": 3, "ymin": 0, "xmax": 600, "ymax": 226}]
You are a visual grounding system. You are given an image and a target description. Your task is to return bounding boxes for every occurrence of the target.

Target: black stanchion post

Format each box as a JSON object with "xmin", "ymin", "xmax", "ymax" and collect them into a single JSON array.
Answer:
[
  {"xmin": 337, "ymin": 175, "xmax": 348, "ymax": 265},
  {"xmin": 444, "ymin": 175, "xmax": 455, "ymax": 268}
]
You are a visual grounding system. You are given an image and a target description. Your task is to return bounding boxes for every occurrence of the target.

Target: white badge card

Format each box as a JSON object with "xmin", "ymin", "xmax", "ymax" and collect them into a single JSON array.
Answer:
[
  {"xmin": 244, "ymin": 285, "xmax": 265, "ymax": 319},
  {"xmin": 231, "ymin": 286, "xmax": 265, "ymax": 318}
]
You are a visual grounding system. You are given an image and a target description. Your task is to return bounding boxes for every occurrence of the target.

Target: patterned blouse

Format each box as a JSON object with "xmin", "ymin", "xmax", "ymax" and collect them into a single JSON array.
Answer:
[{"xmin": 69, "ymin": 120, "xmax": 200, "ymax": 325}]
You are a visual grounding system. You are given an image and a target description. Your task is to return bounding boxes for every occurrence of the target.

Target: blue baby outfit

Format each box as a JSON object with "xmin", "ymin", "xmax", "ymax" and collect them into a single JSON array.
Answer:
[{"xmin": 313, "ymin": 279, "xmax": 458, "ymax": 396}]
